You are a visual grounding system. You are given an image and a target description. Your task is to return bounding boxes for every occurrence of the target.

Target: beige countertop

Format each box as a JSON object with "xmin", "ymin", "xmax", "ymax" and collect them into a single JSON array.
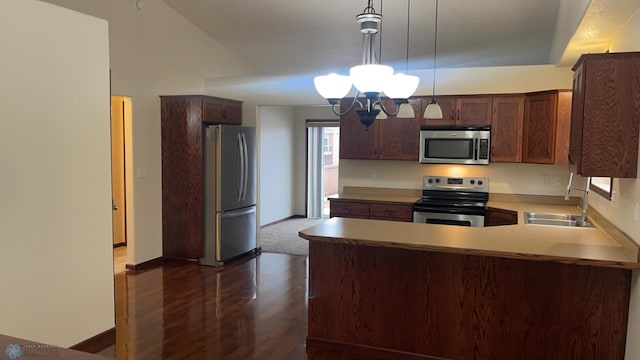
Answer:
[{"xmin": 300, "ymin": 199, "xmax": 640, "ymax": 269}]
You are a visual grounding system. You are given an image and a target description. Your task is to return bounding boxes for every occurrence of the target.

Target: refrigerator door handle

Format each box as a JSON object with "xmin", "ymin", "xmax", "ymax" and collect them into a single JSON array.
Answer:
[
  {"xmin": 242, "ymin": 133, "xmax": 249, "ymax": 201},
  {"xmin": 221, "ymin": 206, "xmax": 256, "ymax": 219},
  {"xmin": 236, "ymin": 133, "xmax": 244, "ymax": 202}
]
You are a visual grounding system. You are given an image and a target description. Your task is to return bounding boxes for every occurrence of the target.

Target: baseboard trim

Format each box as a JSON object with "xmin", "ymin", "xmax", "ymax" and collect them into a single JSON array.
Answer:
[
  {"xmin": 261, "ymin": 215, "xmax": 306, "ymax": 228},
  {"xmin": 125, "ymin": 256, "xmax": 163, "ymax": 272},
  {"xmin": 70, "ymin": 327, "xmax": 115, "ymax": 353}
]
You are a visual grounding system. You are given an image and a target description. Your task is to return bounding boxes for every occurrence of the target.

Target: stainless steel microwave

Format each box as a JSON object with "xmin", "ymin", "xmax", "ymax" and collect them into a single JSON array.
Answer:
[{"xmin": 419, "ymin": 126, "xmax": 491, "ymax": 165}]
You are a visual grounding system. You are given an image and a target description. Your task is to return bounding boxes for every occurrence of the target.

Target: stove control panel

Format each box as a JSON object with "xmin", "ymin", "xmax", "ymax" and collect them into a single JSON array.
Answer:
[{"xmin": 423, "ymin": 175, "xmax": 489, "ymax": 192}]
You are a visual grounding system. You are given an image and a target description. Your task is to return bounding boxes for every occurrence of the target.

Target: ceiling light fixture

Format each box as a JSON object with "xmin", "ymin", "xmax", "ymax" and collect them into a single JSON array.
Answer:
[
  {"xmin": 423, "ymin": 0, "xmax": 443, "ymax": 119},
  {"xmin": 314, "ymin": 0, "xmax": 419, "ymax": 129}
]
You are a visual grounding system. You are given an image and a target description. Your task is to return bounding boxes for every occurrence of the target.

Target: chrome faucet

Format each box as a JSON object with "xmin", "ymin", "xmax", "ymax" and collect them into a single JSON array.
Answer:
[{"xmin": 565, "ymin": 171, "xmax": 591, "ymax": 225}]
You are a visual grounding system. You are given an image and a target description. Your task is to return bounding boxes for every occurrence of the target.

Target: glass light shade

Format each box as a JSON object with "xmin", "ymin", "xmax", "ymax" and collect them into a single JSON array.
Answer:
[
  {"xmin": 423, "ymin": 100, "xmax": 443, "ymax": 119},
  {"xmin": 383, "ymin": 73, "xmax": 419, "ymax": 99},
  {"xmin": 396, "ymin": 103, "xmax": 416, "ymax": 118},
  {"xmin": 375, "ymin": 104, "xmax": 387, "ymax": 119},
  {"xmin": 349, "ymin": 64, "xmax": 393, "ymax": 93},
  {"xmin": 314, "ymin": 73, "xmax": 352, "ymax": 99}
]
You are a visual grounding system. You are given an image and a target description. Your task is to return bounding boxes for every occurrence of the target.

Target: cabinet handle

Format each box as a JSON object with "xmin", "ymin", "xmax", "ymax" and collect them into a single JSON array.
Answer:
[
  {"xmin": 450, "ymin": 110, "xmax": 455, "ymax": 120},
  {"xmin": 568, "ymin": 148, "xmax": 573, "ymax": 163},
  {"xmin": 457, "ymin": 109, "xmax": 460, "ymax": 120}
]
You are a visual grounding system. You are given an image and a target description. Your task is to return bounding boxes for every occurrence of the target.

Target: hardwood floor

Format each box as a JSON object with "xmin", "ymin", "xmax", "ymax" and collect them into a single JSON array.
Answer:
[{"xmin": 108, "ymin": 253, "xmax": 378, "ymax": 360}]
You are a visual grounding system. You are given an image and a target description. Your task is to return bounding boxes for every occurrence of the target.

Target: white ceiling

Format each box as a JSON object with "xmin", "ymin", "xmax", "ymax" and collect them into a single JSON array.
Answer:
[{"xmin": 162, "ymin": 0, "xmax": 567, "ymax": 77}]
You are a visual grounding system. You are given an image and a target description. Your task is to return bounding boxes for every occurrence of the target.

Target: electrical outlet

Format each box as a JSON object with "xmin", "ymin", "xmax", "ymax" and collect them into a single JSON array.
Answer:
[
  {"xmin": 541, "ymin": 175, "xmax": 549, "ymax": 184},
  {"xmin": 635, "ymin": 203, "xmax": 639, "ymax": 223},
  {"xmin": 552, "ymin": 176, "xmax": 561, "ymax": 186}
]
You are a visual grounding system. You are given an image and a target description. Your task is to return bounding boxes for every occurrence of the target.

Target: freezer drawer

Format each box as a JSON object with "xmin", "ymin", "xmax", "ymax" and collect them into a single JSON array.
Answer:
[{"xmin": 199, "ymin": 206, "xmax": 257, "ymax": 266}]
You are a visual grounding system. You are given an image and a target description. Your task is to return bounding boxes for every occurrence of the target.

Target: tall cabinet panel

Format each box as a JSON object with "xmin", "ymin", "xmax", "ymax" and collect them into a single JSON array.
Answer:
[
  {"xmin": 570, "ymin": 52, "xmax": 640, "ymax": 178},
  {"xmin": 160, "ymin": 95, "xmax": 243, "ymax": 259}
]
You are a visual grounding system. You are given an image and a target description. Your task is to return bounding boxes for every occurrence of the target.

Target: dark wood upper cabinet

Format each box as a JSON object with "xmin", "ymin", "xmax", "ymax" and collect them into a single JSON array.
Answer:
[
  {"xmin": 522, "ymin": 90, "xmax": 572, "ymax": 165},
  {"xmin": 570, "ymin": 52, "xmax": 640, "ymax": 178},
  {"xmin": 160, "ymin": 95, "xmax": 243, "ymax": 260},
  {"xmin": 422, "ymin": 96, "xmax": 456, "ymax": 126},
  {"xmin": 202, "ymin": 96, "xmax": 242, "ymax": 124},
  {"xmin": 421, "ymin": 96, "xmax": 492, "ymax": 127},
  {"xmin": 491, "ymin": 95, "xmax": 524, "ymax": 162},
  {"xmin": 339, "ymin": 97, "xmax": 421, "ymax": 160}
]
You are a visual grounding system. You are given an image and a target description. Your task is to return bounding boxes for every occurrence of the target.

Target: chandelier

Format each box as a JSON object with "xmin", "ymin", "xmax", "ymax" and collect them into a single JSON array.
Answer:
[{"xmin": 313, "ymin": 0, "xmax": 419, "ymax": 129}]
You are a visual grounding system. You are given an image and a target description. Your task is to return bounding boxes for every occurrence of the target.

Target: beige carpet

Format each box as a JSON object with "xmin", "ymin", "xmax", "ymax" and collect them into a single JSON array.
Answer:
[{"xmin": 259, "ymin": 218, "xmax": 326, "ymax": 256}]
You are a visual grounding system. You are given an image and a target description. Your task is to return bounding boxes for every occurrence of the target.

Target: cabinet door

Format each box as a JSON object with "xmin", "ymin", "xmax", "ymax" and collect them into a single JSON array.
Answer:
[
  {"xmin": 339, "ymin": 98, "xmax": 379, "ymax": 159},
  {"xmin": 553, "ymin": 91, "xmax": 572, "ymax": 165},
  {"xmin": 329, "ymin": 200, "xmax": 370, "ymax": 219},
  {"xmin": 378, "ymin": 98, "xmax": 421, "ymax": 160},
  {"xmin": 491, "ymin": 96, "xmax": 524, "ymax": 162},
  {"xmin": 523, "ymin": 92, "xmax": 557, "ymax": 164},
  {"xmin": 369, "ymin": 203, "xmax": 412, "ymax": 222},
  {"xmin": 577, "ymin": 55, "xmax": 640, "ymax": 177},
  {"xmin": 422, "ymin": 96, "xmax": 456, "ymax": 126},
  {"xmin": 203, "ymin": 96, "xmax": 242, "ymax": 125},
  {"xmin": 457, "ymin": 96, "xmax": 493, "ymax": 126},
  {"xmin": 484, "ymin": 207, "xmax": 518, "ymax": 226}
]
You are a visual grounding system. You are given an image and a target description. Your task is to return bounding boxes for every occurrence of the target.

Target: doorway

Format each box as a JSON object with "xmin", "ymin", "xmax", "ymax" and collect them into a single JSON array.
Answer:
[
  {"xmin": 307, "ymin": 120, "xmax": 340, "ymax": 218},
  {"xmin": 110, "ymin": 95, "xmax": 132, "ymax": 274}
]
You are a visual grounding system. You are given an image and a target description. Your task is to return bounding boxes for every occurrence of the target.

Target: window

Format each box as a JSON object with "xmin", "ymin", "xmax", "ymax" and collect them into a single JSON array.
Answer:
[
  {"xmin": 590, "ymin": 177, "xmax": 613, "ymax": 200},
  {"xmin": 322, "ymin": 137, "xmax": 332, "ymax": 155}
]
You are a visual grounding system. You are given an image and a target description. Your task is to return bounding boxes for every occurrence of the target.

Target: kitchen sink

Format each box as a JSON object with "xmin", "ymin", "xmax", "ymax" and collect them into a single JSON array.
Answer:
[{"xmin": 524, "ymin": 212, "xmax": 594, "ymax": 228}]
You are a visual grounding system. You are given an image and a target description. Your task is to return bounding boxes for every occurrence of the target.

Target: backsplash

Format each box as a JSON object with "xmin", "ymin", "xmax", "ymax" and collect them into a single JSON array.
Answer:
[{"xmin": 339, "ymin": 160, "xmax": 577, "ymax": 196}]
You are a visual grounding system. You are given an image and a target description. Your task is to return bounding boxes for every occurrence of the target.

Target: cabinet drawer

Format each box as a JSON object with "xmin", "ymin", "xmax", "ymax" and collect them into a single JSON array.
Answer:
[
  {"xmin": 330, "ymin": 201, "xmax": 370, "ymax": 218},
  {"xmin": 369, "ymin": 203, "xmax": 412, "ymax": 222}
]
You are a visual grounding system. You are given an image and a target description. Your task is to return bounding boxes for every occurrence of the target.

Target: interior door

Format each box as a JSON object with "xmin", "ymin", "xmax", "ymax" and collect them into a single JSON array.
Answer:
[{"xmin": 110, "ymin": 96, "xmax": 126, "ymax": 246}]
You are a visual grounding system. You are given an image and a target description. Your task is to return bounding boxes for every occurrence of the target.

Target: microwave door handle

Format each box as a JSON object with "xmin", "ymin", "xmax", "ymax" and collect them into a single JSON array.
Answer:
[{"xmin": 474, "ymin": 138, "xmax": 478, "ymax": 160}]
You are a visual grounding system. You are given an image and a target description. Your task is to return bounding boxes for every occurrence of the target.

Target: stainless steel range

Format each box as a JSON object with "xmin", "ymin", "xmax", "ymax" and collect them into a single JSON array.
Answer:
[{"xmin": 413, "ymin": 175, "xmax": 489, "ymax": 227}]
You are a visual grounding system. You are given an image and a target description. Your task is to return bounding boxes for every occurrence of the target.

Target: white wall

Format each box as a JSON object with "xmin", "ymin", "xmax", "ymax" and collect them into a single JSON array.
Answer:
[
  {"xmin": 0, "ymin": 0, "xmax": 113, "ymax": 347},
  {"xmin": 258, "ymin": 106, "xmax": 297, "ymax": 225},
  {"xmin": 41, "ymin": 0, "xmax": 252, "ymax": 265}
]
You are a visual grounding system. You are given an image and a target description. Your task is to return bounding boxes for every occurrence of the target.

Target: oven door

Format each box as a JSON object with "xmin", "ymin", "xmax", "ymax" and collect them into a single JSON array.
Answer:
[{"xmin": 413, "ymin": 211, "xmax": 485, "ymax": 227}]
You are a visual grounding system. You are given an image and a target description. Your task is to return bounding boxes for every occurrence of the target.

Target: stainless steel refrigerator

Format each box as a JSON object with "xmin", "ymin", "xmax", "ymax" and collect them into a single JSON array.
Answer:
[{"xmin": 199, "ymin": 125, "xmax": 257, "ymax": 266}]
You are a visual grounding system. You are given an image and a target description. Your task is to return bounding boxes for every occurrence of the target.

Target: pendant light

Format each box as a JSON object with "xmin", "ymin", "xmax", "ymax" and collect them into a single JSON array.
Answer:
[
  {"xmin": 423, "ymin": 0, "xmax": 443, "ymax": 119},
  {"xmin": 396, "ymin": 0, "xmax": 416, "ymax": 118}
]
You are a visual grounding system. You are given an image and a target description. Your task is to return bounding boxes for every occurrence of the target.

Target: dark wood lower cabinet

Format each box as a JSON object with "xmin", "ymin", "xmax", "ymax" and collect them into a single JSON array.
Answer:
[
  {"xmin": 485, "ymin": 207, "xmax": 518, "ymax": 226},
  {"xmin": 307, "ymin": 241, "xmax": 631, "ymax": 360},
  {"xmin": 329, "ymin": 199, "xmax": 413, "ymax": 222}
]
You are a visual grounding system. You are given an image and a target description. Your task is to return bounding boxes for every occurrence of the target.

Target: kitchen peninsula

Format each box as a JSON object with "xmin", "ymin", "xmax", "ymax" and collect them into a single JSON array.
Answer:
[{"xmin": 299, "ymin": 213, "xmax": 640, "ymax": 359}]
